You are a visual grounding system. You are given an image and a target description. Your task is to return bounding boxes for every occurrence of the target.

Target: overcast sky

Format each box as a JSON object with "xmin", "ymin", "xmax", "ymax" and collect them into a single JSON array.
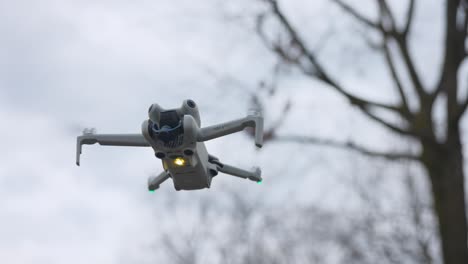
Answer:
[{"xmin": 0, "ymin": 0, "xmax": 455, "ymax": 263}]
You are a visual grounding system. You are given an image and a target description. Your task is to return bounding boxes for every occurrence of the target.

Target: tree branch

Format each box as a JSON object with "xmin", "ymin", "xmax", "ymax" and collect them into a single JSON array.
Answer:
[
  {"xmin": 332, "ymin": 0, "xmax": 381, "ymax": 30},
  {"xmin": 332, "ymin": 0, "xmax": 428, "ymax": 106},
  {"xmin": 382, "ymin": 38, "xmax": 411, "ymax": 116},
  {"xmin": 274, "ymin": 134, "xmax": 420, "ymax": 161},
  {"xmin": 394, "ymin": 34, "xmax": 428, "ymax": 101},
  {"xmin": 358, "ymin": 105, "xmax": 415, "ymax": 137},
  {"xmin": 454, "ymin": 81, "xmax": 468, "ymax": 122},
  {"xmin": 261, "ymin": 0, "xmax": 410, "ymax": 121},
  {"xmin": 256, "ymin": 0, "xmax": 424, "ymax": 140},
  {"xmin": 377, "ymin": 0, "xmax": 398, "ymax": 31},
  {"xmin": 403, "ymin": 0, "xmax": 416, "ymax": 35},
  {"xmin": 432, "ymin": 0, "xmax": 467, "ymax": 98}
]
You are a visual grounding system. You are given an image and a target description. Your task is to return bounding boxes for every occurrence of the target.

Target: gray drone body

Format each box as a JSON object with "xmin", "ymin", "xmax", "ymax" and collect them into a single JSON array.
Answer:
[{"xmin": 76, "ymin": 100, "xmax": 263, "ymax": 191}]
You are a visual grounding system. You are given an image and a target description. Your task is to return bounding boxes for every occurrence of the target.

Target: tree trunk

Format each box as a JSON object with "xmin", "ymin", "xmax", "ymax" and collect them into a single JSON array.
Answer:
[{"xmin": 422, "ymin": 132, "xmax": 468, "ymax": 264}]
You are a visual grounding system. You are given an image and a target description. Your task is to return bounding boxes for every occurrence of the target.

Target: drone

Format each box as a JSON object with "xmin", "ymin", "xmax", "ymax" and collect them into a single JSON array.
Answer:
[{"xmin": 76, "ymin": 99, "xmax": 264, "ymax": 191}]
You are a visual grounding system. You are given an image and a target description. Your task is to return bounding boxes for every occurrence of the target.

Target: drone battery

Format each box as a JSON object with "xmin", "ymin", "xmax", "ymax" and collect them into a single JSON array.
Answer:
[{"xmin": 168, "ymin": 144, "xmax": 213, "ymax": 190}]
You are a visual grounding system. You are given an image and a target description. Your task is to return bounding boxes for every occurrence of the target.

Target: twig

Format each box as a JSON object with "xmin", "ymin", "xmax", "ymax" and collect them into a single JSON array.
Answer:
[{"xmin": 274, "ymin": 134, "xmax": 420, "ymax": 161}]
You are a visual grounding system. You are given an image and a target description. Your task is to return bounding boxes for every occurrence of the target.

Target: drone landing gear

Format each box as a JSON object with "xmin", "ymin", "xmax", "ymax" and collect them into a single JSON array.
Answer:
[
  {"xmin": 218, "ymin": 164, "xmax": 262, "ymax": 183},
  {"xmin": 148, "ymin": 171, "xmax": 170, "ymax": 191},
  {"xmin": 209, "ymin": 156, "xmax": 262, "ymax": 183}
]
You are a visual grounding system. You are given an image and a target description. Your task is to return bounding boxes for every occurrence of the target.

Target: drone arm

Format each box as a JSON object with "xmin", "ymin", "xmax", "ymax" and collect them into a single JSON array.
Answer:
[
  {"xmin": 76, "ymin": 133, "xmax": 150, "ymax": 166},
  {"xmin": 216, "ymin": 163, "xmax": 262, "ymax": 182},
  {"xmin": 148, "ymin": 171, "xmax": 171, "ymax": 191},
  {"xmin": 197, "ymin": 113, "xmax": 263, "ymax": 147}
]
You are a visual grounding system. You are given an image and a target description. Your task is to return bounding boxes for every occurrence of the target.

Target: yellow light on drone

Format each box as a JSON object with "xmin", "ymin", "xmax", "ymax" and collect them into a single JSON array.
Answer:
[{"xmin": 173, "ymin": 157, "xmax": 186, "ymax": 166}]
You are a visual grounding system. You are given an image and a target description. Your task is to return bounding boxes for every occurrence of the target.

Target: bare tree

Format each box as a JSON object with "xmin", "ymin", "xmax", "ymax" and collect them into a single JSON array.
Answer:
[
  {"xmin": 247, "ymin": 0, "xmax": 468, "ymax": 263},
  {"xmin": 334, "ymin": 162, "xmax": 439, "ymax": 264},
  {"xmin": 156, "ymin": 164, "xmax": 438, "ymax": 264}
]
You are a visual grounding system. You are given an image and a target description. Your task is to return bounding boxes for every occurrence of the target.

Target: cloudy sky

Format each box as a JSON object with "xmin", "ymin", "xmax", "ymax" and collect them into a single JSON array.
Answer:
[{"xmin": 0, "ymin": 0, "xmax": 453, "ymax": 263}]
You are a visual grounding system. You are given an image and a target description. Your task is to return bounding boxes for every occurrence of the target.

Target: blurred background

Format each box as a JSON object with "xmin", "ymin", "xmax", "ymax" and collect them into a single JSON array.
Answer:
[{"xmin": 1, "ymin": 0, "xmax": 467, "ymax": 263}]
